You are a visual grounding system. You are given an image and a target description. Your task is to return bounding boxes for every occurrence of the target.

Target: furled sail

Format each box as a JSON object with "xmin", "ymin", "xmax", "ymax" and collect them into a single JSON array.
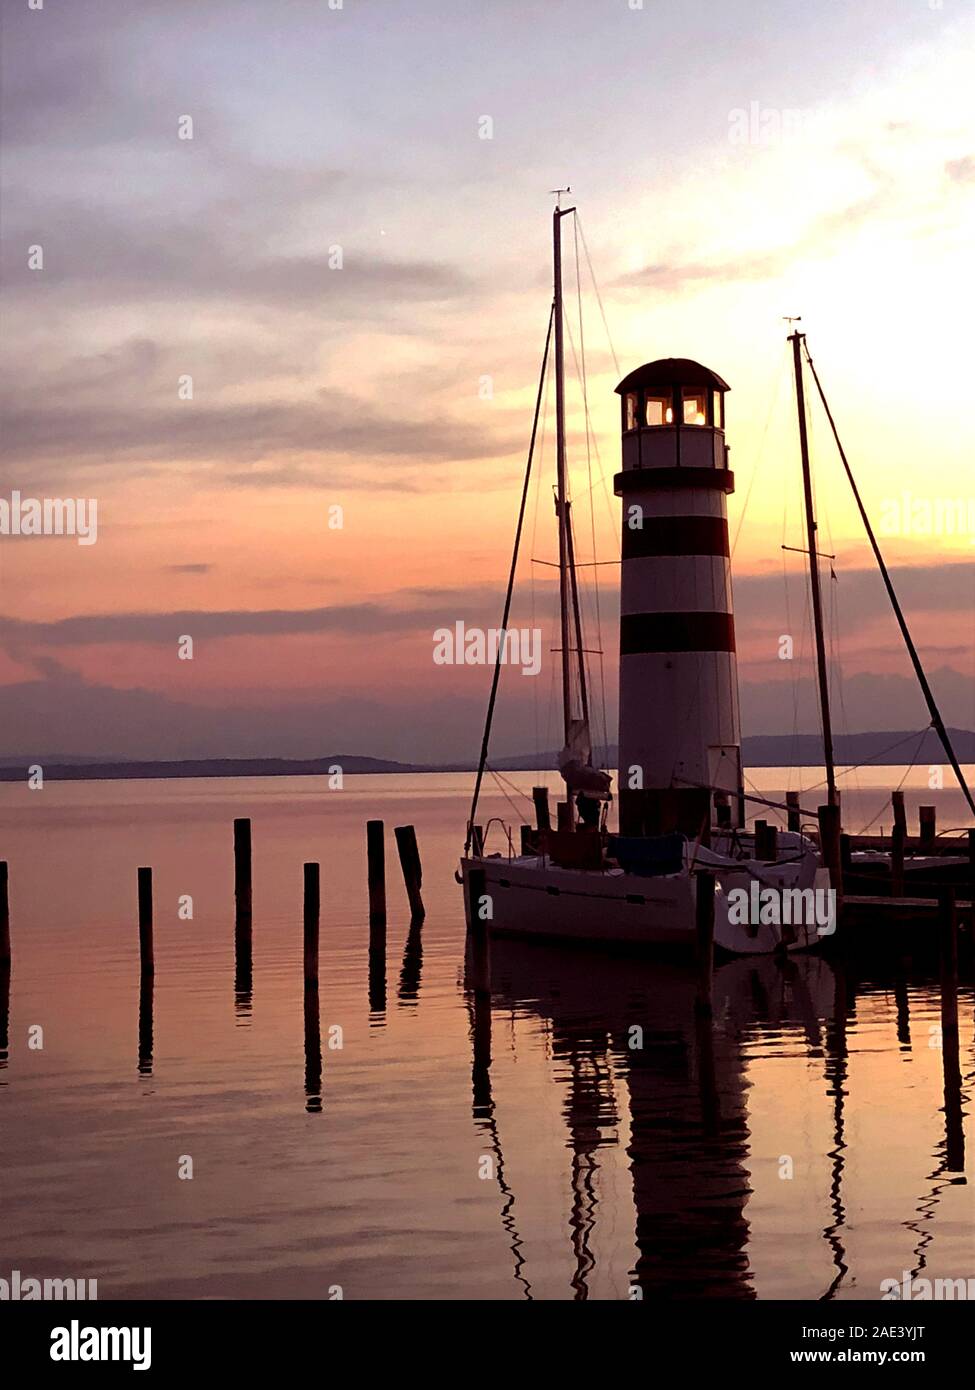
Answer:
[{"xmin": 559, "ymin": 719, "xmax": 613, "ymax": 799}]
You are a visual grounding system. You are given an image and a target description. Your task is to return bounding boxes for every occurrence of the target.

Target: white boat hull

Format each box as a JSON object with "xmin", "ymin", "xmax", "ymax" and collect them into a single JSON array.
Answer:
[{"xmin": 461, "ymin": 836, "xmax": 826, "ymax": 956}]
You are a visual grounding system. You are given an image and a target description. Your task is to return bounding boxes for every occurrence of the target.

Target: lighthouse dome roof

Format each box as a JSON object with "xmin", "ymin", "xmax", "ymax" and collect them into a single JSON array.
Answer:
[{"xmin": 615, "ymin": 358, "xmax": 730, "ymax": 395}]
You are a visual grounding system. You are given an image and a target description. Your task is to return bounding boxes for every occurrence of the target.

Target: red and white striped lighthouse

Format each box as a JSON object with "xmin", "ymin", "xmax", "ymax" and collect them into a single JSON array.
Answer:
[{"xmin": 614, "ymin": 359, "xmax": 743, "ymax": 840}]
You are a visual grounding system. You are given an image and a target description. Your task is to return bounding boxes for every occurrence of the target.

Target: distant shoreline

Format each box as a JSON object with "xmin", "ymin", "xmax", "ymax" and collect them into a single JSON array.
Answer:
[{"xmin": 1, "ymin": 728, "xmax": 972, "ymax": 783}]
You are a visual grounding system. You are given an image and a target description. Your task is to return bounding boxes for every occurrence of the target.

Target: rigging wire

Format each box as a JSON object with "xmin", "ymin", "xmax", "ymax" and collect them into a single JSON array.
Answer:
[
  {"xmin": 465, "ymin": 304, "xmax": 555, "ymax": 853},
  {"xmin": 802, "ymin": 340, "xmax": 975, "ymax": 820}
]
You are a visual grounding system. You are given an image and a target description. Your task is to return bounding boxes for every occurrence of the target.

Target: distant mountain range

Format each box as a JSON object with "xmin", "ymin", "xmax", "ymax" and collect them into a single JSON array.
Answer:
[{"xmin": 0, "ymin": 728, "xmax": 972, "ymax": 782}]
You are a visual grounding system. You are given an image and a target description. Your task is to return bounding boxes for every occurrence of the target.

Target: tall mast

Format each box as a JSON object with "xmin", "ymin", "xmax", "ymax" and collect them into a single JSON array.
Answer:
[
  {"xmin": 553, "ymin": 199, "xmax": 575, "ymax": 745},
  {"xmin": 789, "ymin": 330, "xmax": 837, "ymax": 806}
]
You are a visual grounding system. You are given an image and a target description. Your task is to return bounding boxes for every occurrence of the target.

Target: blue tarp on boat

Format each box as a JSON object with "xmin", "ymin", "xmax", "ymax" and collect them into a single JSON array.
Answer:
[{"xmin": 607, "ymin": 832, "xmax": 686, "ymax": 877}]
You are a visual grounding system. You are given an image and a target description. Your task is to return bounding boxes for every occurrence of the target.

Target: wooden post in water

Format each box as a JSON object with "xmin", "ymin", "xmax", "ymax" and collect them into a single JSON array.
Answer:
[
  {"xmin": 393, "ymin": 825, "xmax": 424, "ymax": 922},
  {"xmin": 303, "ymin": 863, "xmax": 320, "ymax": 985},
  {"xmin": 138, "ymin": 867, "xmax": 154, "ymax": 975},
  {"xmin": 786, "ymin": 791, "xmax": 801, "ymax": 833},
  {"xmin": 891, "ymin": 791, "xmax": 906, "ymax": 897},
  {"xmin": 919, "ymin": 804, "xmax": 936, "ymax": 853},
  {"xmin": 532, "ymin": 786, "xmax": 551, "ymax": 832},
  {"xmin": 234, "ymin": 818, "xmax": 252, "ymax": 922},
  {"xmin": 366, "ymin": 820, "xmax": 386, "ymax": 928},
  {"xmin": 818, "ymin": 804, "xmax": 843, "ymax": 913},
  {"xmin": 471, "ymin": 824, "xmax": 485, "ymax": 856},
  {"xmin": 520, "ymin": 825, "xmax": 533, "ymax": 856},
  {"xmin": 840, "ymin": 832, "xmax": 853, "ymax": 883},
  {"xmin": 694, "ymin": 871, "xmax": 715, "ymax": 1016},
  {"xmin": 0, "ymin": 861, "xmax": 9, "ymax": 967}
]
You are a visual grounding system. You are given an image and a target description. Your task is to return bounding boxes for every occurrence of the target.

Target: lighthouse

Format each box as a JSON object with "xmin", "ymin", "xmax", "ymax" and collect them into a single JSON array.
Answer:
[{"xmin": 614, "ymin": 359, "xmax": 744, "ymax": 840}]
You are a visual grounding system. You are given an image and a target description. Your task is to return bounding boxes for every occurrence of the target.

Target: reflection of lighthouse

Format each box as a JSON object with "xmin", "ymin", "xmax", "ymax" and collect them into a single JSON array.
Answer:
[{"xmin": 614, "ymin": 360, "xmax": 744, "ymax": 839}]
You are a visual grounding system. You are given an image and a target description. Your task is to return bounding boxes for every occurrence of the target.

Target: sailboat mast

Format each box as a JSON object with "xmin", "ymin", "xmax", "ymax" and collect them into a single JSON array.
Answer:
[
  {"xmin": 790, "ymin": 330, "xmax": 838, "ymax": 807},
  {"xmin": 553, "ymin": 202, "xmax": 575, "ymax": 744}
]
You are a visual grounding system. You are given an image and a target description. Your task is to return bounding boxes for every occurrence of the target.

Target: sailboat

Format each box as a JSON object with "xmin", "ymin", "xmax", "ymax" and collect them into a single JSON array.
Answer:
[{"xmin": 458, "ymin": 203, "xmax": 826, "ymax": 955}]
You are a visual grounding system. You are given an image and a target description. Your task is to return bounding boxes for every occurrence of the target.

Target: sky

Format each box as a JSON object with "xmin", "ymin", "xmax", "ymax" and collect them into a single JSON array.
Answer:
[{"xmin": 0, "ymin": 0, "xmax": 973, "ymax": 763}]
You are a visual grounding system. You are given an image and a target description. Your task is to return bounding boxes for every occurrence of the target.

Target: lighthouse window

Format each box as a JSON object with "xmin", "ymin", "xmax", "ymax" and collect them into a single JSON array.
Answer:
[
  {"xmin": 645, "ymin": 393, "xmax": 673, "ymax": 427},
  {"xmin": 682, "ymin": 389, "xmax": 707, "ymax": 426},
  {"xmin": 712, "ymin": 390, "xmax": 723, "ymax": 428},
  {"xmin": 624, "ymin": 392, "xmax": 637, "ymax": 431}
]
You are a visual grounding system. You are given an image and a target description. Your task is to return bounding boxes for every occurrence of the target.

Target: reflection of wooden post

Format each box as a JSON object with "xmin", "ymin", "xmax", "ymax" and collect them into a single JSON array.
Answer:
[
  {"xmin": 394, "ymin": 825, "xmax": 424, "ymax": 922},
  {"xmin": 786, "ymin": 791, "xmax": 800, "ymax": 833},
  {"xmin": 694, "ymin": 871, "xmax": 715, "ymax": 1016},
  {"xmin": 467, "ymin": 866, "xmax": 490, "ymax": 995},
  {"xmin": 818, "ymin": 804, "xmax": 843, "ymax": 911},
  {"xmin": 532, "ymin": 786, "xmax": 551, "ymax": 832},
  {"xmin": 303, "ymin": 863, "xmax": 320, "ymax": 984},
  {"xmin": 0, "ymin": 862, "xmax": 9, "ymax": 966},
  {"xmin": 138, "ymin": 970, "xmax": 154, "ymax": 1077},
  {"xmin": 919, "ymin": 804, "xmax": 936, "ymax": 852},
  {"xmin": 234, "ymin": 818, "xmax": 252, "ymax": 922},
  {"xmin": 138, "ymin": 867, "xmax": 154, "ymax": 975}
]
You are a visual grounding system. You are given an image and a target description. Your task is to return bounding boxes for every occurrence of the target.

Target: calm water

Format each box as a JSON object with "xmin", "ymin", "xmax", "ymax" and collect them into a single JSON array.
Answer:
[{"xmin": 0, "ymin": 768, "xmax": 972, "ymax": 1301}]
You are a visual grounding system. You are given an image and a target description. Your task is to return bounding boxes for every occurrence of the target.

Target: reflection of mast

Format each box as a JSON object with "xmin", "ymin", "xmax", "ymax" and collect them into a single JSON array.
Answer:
[
  {"xmin": 819, "ymin": 964, "xmax": 849, "ymax": 1299},
  {"xmin": 464, "ymin": 979, "xmax": 532, "ymax": 1299},
  {"xmin": 558, "ymin": 1036, "xmax": 617, "ymax": 1299}
]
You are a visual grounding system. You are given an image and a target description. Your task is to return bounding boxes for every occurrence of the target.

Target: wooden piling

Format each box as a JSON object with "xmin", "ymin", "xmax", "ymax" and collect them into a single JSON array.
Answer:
[
  {"xmin": 694, "ymin": 871, "xmax": 715, "ymax": 1016},
  {"xmin": 919, "ymin": 804, "xmax": 937, "ymax": 852},
  {"xmin": 138, "ymin": 866, "xmax": 154, "ymax": 975},
  {"xmin": 234, "ymin": 817, "xmax": 252, "ymax": 922},
  {"xmin": 520, "ymin": 824, "xmax": 533, "ymax": 856},
  {"xmin": 532, "ymin": 786, "xmax": 551, "ymax": 832},
  {"xmin": 303, "ymin": 862, "xmax": 320, "ymax": 984},
  {"xmin": 786, "ymin": 791, "xmax": 801, "ymax": 833},
  {"xmin": 754, "ymin": 820, "xmax": 777, "ymax": 860},
  {"xmin": 839, "ymin": 832, "xmax": 852, "ymax": 880},
  {"xmin": 366, "ymin": 820, "xmax": 386, "ymax": 929},
  {"xmin": 818, "ymin": 804, "xmax": 843, "ymax": 911},
  {"xmin": 891, "ymin": 791, "xmax": 906, "ymax": 897},
  {"xmin": 0, "ymin": 861, "xmax": 9, "ymax": 967},
  {"xmin": 471, "ymin": 824, "xmax": 485, "ymax": 856},
  {"xmin": 393, "ymin": 824, "xmax": 425, "ymax": 922}
]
